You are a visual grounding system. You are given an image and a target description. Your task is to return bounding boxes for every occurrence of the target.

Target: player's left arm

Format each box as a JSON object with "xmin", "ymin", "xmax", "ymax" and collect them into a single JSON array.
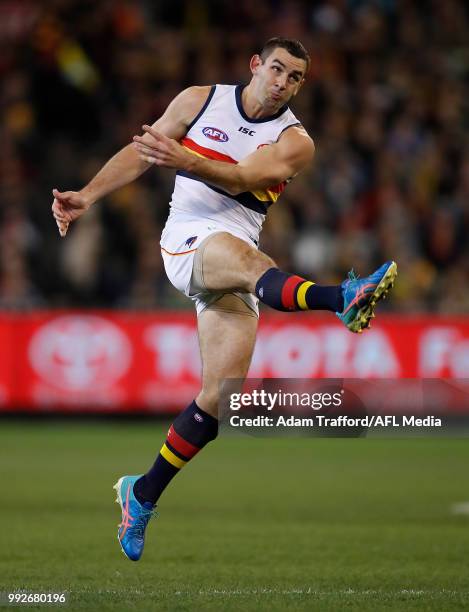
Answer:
[{"xmin": 134, "ymin": 124, "xmax": 315, "ymax": 194}]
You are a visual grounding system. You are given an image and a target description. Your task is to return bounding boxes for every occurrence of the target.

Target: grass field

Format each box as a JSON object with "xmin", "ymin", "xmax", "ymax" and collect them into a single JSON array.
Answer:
[{"xmin": 1, "ymin": 421, "xmax": 469, "ymax": 611}]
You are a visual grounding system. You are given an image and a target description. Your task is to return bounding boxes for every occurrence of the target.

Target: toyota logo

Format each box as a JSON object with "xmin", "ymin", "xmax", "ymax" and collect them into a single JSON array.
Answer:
[{"xmin": 29, "ymin": 315, "xmax": 132, "ymax": 391}]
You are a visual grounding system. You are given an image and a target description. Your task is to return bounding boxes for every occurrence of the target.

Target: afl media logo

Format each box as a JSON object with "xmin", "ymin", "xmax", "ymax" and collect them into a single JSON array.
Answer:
[
  {"xmin": 28, "ymin": 315, "xmax": 132, "ymax": 391},
  {"xmin": 202, "ymin": 127, "xmax": 229, "ymax": 142}
]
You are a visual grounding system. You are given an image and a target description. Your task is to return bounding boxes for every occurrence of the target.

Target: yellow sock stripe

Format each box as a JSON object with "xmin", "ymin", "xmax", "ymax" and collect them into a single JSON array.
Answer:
[
  {"xmin": 160, "ymin": 443, "xmax": 187, "ymax": 469},
  {"xmin": 296, "ymin": 281, "xmax": 315, "ymax": 310}
]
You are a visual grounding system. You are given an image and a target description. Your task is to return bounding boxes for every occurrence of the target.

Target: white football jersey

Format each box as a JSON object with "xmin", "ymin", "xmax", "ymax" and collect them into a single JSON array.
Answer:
[{"xmin": 164, "ymin": 84, "xmax": 301, "ymax": 245}]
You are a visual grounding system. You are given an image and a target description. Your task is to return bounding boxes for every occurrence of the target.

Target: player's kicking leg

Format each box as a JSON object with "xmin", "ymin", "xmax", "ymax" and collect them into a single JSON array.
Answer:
[
  {"xmin": 115, "ymin": 296, "xmax": 257, "ymax": 560},
  {"xmin": 199, "ymin": 233, "xmax": 397, "ymax": 333},
  {"xmin": 114, "ymin": 231, "xmax": 396, "ymax": 560}
]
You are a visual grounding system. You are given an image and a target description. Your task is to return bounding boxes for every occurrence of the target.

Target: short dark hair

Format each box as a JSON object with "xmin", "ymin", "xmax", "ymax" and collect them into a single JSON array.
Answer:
[{"xmin": 260, "ymin": 37, "xmax": 310, "ymax": 75}]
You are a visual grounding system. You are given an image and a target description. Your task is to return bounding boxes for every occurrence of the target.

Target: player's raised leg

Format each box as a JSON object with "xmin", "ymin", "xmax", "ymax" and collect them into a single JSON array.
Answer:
[
  {"xmin": 200, "ymin": 232, "xmax": 397, "ymax": 333},
  {"xmin": 115, "ymin": 296, "xmax": 257, "ymax": 561}
]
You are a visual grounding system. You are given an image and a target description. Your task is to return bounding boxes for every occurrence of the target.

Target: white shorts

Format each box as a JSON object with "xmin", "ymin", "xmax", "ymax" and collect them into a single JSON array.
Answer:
[{"xmin": 160, "ymin": 220, "xmax": 259, "ymax": 317}]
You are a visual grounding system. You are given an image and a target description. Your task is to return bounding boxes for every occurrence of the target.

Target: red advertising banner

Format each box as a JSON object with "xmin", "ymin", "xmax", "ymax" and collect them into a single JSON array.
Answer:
[{"xmin": 0, "ymin": 312, "xmax": 468, "ymax": 413}]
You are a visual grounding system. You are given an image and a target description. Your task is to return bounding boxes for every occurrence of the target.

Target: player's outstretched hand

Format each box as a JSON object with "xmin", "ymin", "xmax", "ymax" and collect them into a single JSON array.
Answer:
[
  {"xmin": 51, "ymin": 188, "xmax": 91, "ymax": 237},
  {"xmin": 132, "ymin": 125, "xmax": 191, "ymax": 170}
]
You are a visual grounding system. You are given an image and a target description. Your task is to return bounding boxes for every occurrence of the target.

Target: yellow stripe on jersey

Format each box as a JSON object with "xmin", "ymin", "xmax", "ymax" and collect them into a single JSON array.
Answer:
[
  {"xmin": 160, "ymin": 443, "xmax": 186, "ymax": 469},
  {"xmin": 251, "ymin": 189, "xmax": 282, "ymax": 203},
  {"xmin": 296, "ymin": 281, "xmax": 314, "ymax": 310}
]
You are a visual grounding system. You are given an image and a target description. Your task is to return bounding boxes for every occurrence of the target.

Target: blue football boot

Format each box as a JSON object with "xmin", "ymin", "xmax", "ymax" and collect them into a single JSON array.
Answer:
[
  {"xmin": 336, "ymin": 261, "xmax": 397, "ymax": 333},
  {"xmin": 113, "ymin": 475, "xmax": 156, "ymax": 561}
]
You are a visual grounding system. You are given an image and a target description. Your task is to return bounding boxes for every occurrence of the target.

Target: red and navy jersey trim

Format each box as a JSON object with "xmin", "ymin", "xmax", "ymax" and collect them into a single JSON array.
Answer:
[{"xmin": 176, "ymin": 170, "xmax": 269, "ymax": 215}]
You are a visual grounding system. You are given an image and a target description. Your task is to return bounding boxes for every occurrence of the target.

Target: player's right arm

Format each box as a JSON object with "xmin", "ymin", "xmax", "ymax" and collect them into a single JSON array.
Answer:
[{"xmin": 51, "ymin": 86, "xmax": 210, "ymax": 236}]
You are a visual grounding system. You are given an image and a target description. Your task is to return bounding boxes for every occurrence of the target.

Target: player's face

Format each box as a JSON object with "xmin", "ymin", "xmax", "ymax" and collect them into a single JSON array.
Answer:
[{"xmin": 250, "ymin": 47, "xmax": 307, "ymax": 110}]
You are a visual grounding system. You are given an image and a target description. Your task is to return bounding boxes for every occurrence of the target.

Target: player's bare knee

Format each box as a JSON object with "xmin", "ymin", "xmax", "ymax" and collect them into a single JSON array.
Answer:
[{"xmin": 242, "ymin": 251, "xmax": 276, "ymax": 292}]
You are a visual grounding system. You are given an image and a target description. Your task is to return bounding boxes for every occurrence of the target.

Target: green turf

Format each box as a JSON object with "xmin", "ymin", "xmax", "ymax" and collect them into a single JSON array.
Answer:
[{"xmin": 1, "ymin": 422, "xmax": 468, "ymax": 611}]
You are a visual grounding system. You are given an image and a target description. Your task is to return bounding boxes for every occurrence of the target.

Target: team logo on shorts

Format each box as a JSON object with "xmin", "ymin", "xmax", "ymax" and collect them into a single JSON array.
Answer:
[
  {"xmin": 202, "ymin": 127, "xmax": 229, "ymax": 142},
  {"xmin": 185, "ymin": 236, "xmax": 198, "ymax": 248}
]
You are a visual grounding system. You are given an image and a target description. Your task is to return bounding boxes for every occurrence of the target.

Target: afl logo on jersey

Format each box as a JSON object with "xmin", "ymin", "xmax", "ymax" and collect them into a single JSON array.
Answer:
[{"xmin": 202, "ymin": 127, "xmax": 229, "ymax": 142}]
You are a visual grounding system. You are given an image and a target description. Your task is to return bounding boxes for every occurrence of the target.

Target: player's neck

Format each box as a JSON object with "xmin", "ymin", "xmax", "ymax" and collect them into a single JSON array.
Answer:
[{"xmin": 241, "ymin": 83, "xmax": 283, "ymax": 119}]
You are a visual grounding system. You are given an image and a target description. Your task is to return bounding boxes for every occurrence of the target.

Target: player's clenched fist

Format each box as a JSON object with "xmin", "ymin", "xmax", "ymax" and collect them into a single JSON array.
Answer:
[{"xmin": 51, "ymin": 188, "xmax": 91, "ymax": 237}]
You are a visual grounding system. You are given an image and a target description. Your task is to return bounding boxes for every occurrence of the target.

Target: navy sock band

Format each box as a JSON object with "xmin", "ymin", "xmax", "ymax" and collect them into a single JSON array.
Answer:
[
  {"xmin": 305, "ymin": 284, "xmax": 344, "ymax": 312},
  {"xmin": 255, "ymin": 268, "xmax": 296, "ymax": 311},
  {"xmin": 134, "ymin": 401, "xmax": 218, "ymax": 505},
  {"xmin": 255, "ymin": 268, "xmax": 343, "ymax": 312},
  {"xmin": 172, "ymin": 401, "xmax": 218, "ymax": 446}
]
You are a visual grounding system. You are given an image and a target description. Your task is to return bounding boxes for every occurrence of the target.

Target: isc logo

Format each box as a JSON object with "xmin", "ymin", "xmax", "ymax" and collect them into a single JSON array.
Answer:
[
  {"xmin": 202, "ymin": 127, "xmax": 229, "ymax": 142},
  {"xmin": 238, "ymin": 127, "xmax": 256, "ymax": 136}
]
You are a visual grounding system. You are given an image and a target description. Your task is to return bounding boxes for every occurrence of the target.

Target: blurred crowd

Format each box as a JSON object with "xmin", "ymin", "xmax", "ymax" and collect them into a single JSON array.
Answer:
[{"xmin": 1, "ymin": 0, "xmax": 468, "ymax": 312}]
